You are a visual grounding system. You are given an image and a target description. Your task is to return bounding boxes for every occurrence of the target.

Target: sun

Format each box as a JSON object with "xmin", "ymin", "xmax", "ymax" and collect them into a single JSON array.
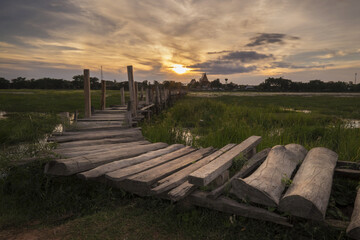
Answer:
[{"xmin": 172, "ymin": 64, "xmax": 188, "ymax": 74}]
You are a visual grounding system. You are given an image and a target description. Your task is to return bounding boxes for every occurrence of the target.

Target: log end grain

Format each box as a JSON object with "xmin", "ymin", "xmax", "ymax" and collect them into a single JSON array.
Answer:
[{"xmin": 231, "ymin": 177, "xmax": 278, "ymax": 207}]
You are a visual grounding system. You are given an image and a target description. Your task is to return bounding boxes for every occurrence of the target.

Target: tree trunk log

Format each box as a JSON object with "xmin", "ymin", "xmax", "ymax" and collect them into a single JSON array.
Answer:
[
  {"xmin": 279, "ymin": 147, "xmax": 338, "ymax": 221},
  {"xmin": 232, "ymin": 144, "xmax": 307, "ymax": 207}
]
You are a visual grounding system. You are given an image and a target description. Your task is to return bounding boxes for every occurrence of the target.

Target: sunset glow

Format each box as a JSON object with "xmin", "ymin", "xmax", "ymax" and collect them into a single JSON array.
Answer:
[
  {"xmin": 172, "ymin": 65, "xmax": 188, "ymax": 74},
  {"xmin": 0, "ymin": 0, "xmax": 359, "ymax": 84}
]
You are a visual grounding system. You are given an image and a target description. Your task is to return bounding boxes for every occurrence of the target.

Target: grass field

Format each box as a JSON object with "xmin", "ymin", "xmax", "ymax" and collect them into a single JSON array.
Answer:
[{"xmin": 0, "ymin": 90, "xmax": 359, "ymax": 239}]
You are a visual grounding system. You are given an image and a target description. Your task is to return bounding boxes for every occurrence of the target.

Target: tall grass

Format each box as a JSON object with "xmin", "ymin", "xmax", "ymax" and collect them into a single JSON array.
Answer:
[{"xmin": 142, "ymin": 96, "xmax": 360, "ymax": 162}]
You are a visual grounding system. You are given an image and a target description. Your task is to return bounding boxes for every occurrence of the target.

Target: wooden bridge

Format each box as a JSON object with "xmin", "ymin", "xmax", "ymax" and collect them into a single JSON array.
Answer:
[{"xmin": 45, "ymin": 67, "xmax": 360, "ymax": 239}]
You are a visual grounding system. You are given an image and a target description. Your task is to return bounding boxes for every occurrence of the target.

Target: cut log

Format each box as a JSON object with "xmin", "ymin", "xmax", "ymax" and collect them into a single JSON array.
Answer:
[
  {"xmin": 117, "ymin": 147, "xmax": 213, "ymax": 195},
  {"xmin": 44, "ymin": 142, "xmax": 168, "ymax": 176},
  {"xmin": 187, "ymin": 191, "xmax": 292, "ymax": 227},
  {"xmin": 337, "ymin": 161, "xmax": 360, "ymax": 170},
  {"xmin": 106, "ymin": 146, "xmax": 196, "ymax": 181},
  {"xmin": 151, "ymin": 144, "xmax": 236, "ymax": 195},
  {"xmin": 188, "ymin": 136, "xmax": 262, "ymax": 186},
  {"xmin": 232, "ymin": 144, "xmax": 308, "ymax": 207},
  {"xmin": 49, "ymin": 129, "xmax": 142, "ymax": 143},
  {"xmin": 208, "ymin": 148, "xmax": 270, "ymax": 199},
  {"xmin": 77, "ymin": 144, "xmax": 185, "ymax": 180},
  {"xmin": 56, "ymin": 136, "xmax": 144, "ymax": 149},
  {"xmin": 54, "ymin": 141, "xmax": 150, "ymax": 158},
  {"xmin": 347, "ymin": 189, "xmax": 360, "ymax": 239},
  {"xmin": 168, "ymin": 181, "xmax": 197, "ymax": 202},
  {"xmin": 279, "ymin": 147, "xmax": 338, "ymax": 220}
]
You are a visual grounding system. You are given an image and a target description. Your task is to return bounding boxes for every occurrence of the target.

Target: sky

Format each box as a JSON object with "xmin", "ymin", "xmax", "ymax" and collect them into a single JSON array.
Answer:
[{"xmin": 0, "ymin": 0, "xmax": 360, "ymax": 85}]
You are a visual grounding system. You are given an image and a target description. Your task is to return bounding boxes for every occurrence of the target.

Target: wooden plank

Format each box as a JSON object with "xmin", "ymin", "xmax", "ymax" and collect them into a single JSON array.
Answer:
[
  {"xmin": 54, "ymin": 127, "xmax": 132, "ymax": 136},
  {"xmin": 84, "ymin": 69, "xmax": 91, "ymax": 118},
  {"xmin": 188, "ymin": 136, "xmax": 262, "ymax": 186},
  {"xmin": 127, "ymin": 66, "xmax": 136, "ymax": 117},
  {"xmin": 336, "ymin": 161, "xmax": 360, "ymax": 170},
  {"xmin": 77, "ymin": 144, "xmax": 185, "ymax": 180},
  {"xmin": 187, "ymin": 191, "xmax": 293, "ymax": 227},
  {"xmin": 151, "ymin": 144, "xmax": 236, "ymax": 195},
  {"xmin": 49, "ymin": 129, "xmax": 142, "ymax": 143},
  {"xmin": 56, "ymin": 136, "xmax": 144, "ymax": 149},
  {"xmin": 140, "ymin": 104, "xmax": 155, "ymax": 111},
  {"xmin": 118, "ymin": 148, "xmax": 213, "ymax": 195},
  {"xmin": 106, "ymin": 146, "xmax": 196, "ymax": 182},
  {"xmin": 232, "ymin": 144, "xmax": 307, "ymax": 207},
  {"xmin": 55, "ymin": 141, "xmax": 150, "ymax": 158},
  {"xmin": 168, "ymin": 181, "xmax": 197, "ymax": 202},
  {"xmin": 347, "ymin": 188, "xmax": 360, "ymax": 239},
  {"xmin": 335, "ymin": 168, "xmax": 360, "ymax": 179},
  {"xmin": 279, "ymin": 147, "xmax": 338, "ymax": 221},
  {"xmin": 207, "ymin": 148, "xmax": 270, "ymax": 199},
  {"xmin": 44, "ymin": 142, "xmax": 168, "ymax": 176}
]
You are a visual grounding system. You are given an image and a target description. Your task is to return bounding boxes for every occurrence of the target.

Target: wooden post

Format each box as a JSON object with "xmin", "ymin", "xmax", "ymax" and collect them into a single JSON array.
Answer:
[
  {"xmin": 120, "ymin": 87, "xmax": 125, "ymax": 106},
  {"xmin": 145, "ymin": 88, "xmax": 150, "ymax": 105},
  {"xmin": 127, "ymin": 66, "xmax": 136, "ymax": 117},
  {"xmin": 135, "ymin": 82, "xmax": 139, "ymax": 110},
  {"xmin": 140, "ymin": 85, "xmax": 144, "ymax": 101},
  {"xmin": 83, "ymin": 69, "xmax": 91, "ymax": 118},
  {"xmin": 101, "ymin": 80, "xmax": 106, "ymax": 110},
  {"xmin": 155, "ymin": 83, "xmax": 160, "ymax": 113}
]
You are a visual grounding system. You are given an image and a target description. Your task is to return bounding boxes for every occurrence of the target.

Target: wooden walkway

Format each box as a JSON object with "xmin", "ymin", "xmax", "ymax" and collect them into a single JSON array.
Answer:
[{"xmin": 44, "ymin": 68, "xmax": 360, "ymax": 239}]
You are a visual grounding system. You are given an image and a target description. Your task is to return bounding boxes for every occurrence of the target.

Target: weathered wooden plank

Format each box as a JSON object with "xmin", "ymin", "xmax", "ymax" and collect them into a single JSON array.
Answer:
[
  {"xmin": 168, "ymin": 181, "xmax": 197, "ymax": 202},
  {"xmin": 56, "ymin": 136, "xmax": 144, "ymax": 149},
  {"xmin": 44, "ymin": 142, "xmax": 168, "ymax": 176},
  {"xmin": 278, "ymin": 147, "xmax": 338, "ymax": 220},
  {"xmin": 49, "ymin": 129, "xmax": 142, "ymax": 143},
  {"xmin": 208, "ymin": 148, "xmax": 271, "ymax": 199},
  {"xmin": 55, "ymin": 141, "xmax": 150, "ymax": 158},
  {"xmin": 78, "ymin": 144, "xmax": 185, "ymax": 180},
  {"xmin": 106, "ymin": 146, "xmax": 196, "ymax": 182},
  {"xmin": 232, "ymin": 144, "xmax": 308, "ymax": 207},
  {"xmin": 55, "ymin": 128, "xmax": 135, "ymax": 137},
  {"xmin": 151, "ymin": 144, "xmax": 236, "ymax": 195},
  {"xmin": 335, "ymin": 168, "xmax": 360, "ymax": 179},
  {"xmin": 188, "ymin": 136, "xmax": 262, "ymax": 186},
  {"xmin": 118, "ymin": 148, "xmax": 213, "ymax": 195},
  {"xmin": 187, "ymin": 191, "xmax": 293, "ymax": 227},
  {"xmin": 347, "ymin": 189, "xmax": 360, "ymax": 239},
  {"xmin": 84, "ymin": 69, "xmax": 91, "ymax": 118}
]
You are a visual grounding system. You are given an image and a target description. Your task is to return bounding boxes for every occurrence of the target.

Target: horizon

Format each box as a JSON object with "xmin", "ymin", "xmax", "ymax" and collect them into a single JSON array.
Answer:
[{"xmin": 0, "ymin": 0, "xmax": 360, "ymax": 84}]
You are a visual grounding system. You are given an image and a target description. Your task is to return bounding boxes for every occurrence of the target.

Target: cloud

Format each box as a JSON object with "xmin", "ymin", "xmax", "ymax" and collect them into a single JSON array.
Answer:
[
  {"xmin": 246, "ymin": 33, "xmax": 299, "ymax": 47},
  {"xmin": 223, "ymin": 51, "xmax": 273, "ymax": 62},
  {"xmin": 189, "ymin": 51, "xmax": 270, "ymax": 74},
  {"xmin": 207, "ymin": 50, "xmax": 232, "ymax": 55},
  {"xmin": 270, "ymin": 61, "xmax": 334, "ymax": 69}
]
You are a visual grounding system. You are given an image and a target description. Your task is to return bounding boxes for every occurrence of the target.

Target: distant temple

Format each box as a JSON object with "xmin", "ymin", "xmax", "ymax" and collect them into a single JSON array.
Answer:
[{"xmin": 199, "ymin": 73, "xmax": 210, "ymax": 88}]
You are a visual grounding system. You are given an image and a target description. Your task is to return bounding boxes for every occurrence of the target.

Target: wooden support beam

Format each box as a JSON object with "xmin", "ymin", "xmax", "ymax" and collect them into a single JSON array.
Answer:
[
  {"xmin": 101, "ymin": 80, "xmax": 106, "ymax": 110},
  {"xmin": 347, "ymin": 188, "xmax": 360, "ymax": 239},
  {"xmin": 135, "ymin": 81, "xmax": 139, "ymax": 110},
  {"xmin": 188, "ymin": 136, "xmax": 262, "ymax": 186},
  {"xmin": 208, "ymin": 148, "xmax": 271, "ymax": 199},
  {"xmin": 120, "ymin": 87, "xmax": 125, "ymax": 106},
  {"xmin": 279, "ymin": 147, "xmax": 338, "ymax": 221},
  {"xmin": 145, "ymin": 88, "xmax": 150, "ymax": 105},
  {"xmin": 83, "ymin": 69, "xmax": 91, "ymax": 118},
  {"xmin": 187, "ymin": 191, "xmax": 293, "ymax": 227},
  {"xmin": 127, "ymin": 66, "xmax": 136, "ymax": 117},
  {"xmin": 232, "ymin": 144, "xmax": 307, "ymax": 207}
]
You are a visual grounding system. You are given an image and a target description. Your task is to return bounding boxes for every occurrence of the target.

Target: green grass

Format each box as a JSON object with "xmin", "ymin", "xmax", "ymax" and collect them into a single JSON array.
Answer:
[
  {"xmin": 141, "ymin": 96, "xmax": 360, "ymax": 162},
  {"xmin": 1, "ymin": 90, "xmax": 360, "ymax": 239}
]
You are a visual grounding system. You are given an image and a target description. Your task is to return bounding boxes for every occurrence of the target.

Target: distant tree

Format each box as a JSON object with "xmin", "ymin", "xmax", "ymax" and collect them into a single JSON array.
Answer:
[
  {"xmin": 210, "ymin": 79, "xmax": 222, "ymax": 89},
  {"xmin": 0, "ymin": 77, "xmax": 10, "ymax": 89}
]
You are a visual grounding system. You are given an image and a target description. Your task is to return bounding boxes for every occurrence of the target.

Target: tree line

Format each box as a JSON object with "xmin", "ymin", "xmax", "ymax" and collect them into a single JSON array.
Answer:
[
  {"xmin": 1, "ymin": 75, "xmax": 360, "ymax": 92},
  {"xmin": 188, "ymin": 77, "xmax": 360, "ymax": 92}
]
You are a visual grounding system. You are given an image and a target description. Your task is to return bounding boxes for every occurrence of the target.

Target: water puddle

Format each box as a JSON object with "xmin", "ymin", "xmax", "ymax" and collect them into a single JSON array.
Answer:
[
  {"xmin": 281, "ymin": 108, "xmax": 312, "ymax": 114},
  {"xmin": 172, "ymin": 128, "xmax": 199, "ymax": 146},
  {"xmin": 0, "ymin": 111, "xmax": 7, "ymax": 119},
  {"xmin": 343, "ymin": 119, "xmax": 360, "ymax": 129}
]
